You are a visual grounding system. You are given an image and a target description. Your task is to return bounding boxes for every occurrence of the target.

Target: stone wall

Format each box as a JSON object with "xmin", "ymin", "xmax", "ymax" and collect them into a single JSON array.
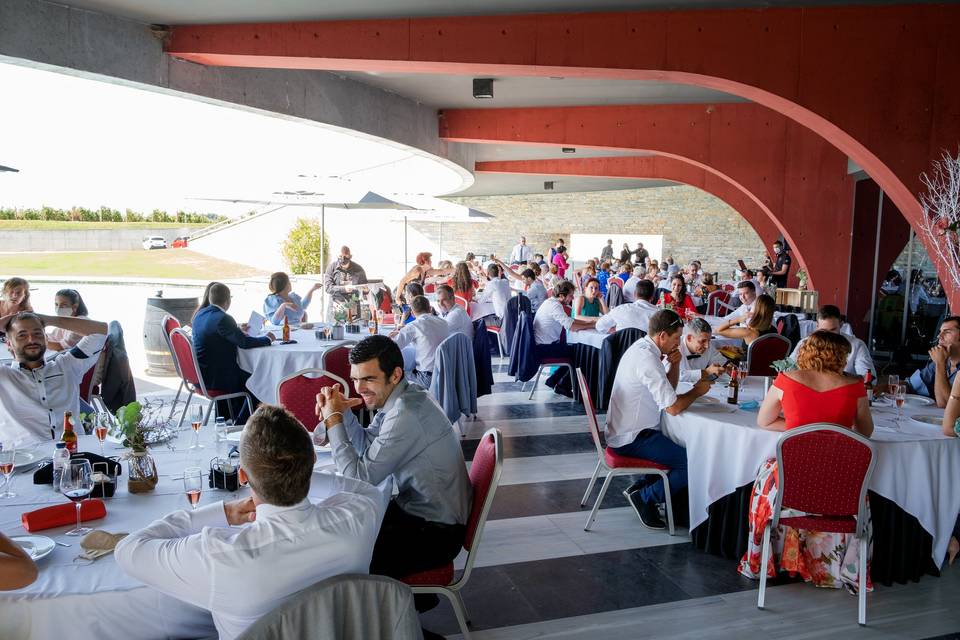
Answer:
[
  {"xmin": 416, "ymin": 185, "xmax": 768, "ymax": 278},
  {"xmin": 0, "ymin": 227, "xmax": 199, "ymax": 252}
]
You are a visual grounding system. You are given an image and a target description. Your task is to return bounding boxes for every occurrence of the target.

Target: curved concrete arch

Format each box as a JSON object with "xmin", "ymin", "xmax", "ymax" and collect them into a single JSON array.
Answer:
[{"xmin": 475, "ymin": 155, "xmax": 783, "ymax": 264}]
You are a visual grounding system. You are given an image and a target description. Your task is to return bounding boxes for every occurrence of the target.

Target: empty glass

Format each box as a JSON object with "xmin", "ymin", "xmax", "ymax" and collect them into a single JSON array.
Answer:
[{"xmin": 0, "ymin": 441, "xmax": 15, "ymax": 499}]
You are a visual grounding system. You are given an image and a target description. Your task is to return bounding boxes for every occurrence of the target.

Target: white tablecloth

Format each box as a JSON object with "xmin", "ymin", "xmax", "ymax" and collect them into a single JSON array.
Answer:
[
  {"xmin": 568, "ymin": 328, "xmax": 740, "ymax": 352},
  {"xmin": 659, "ymin": 382, "xmax": 960, "ymax": 569},
  {"xmin": 0, "ymin": 430, "xmax": 390, "ymax": 640}
]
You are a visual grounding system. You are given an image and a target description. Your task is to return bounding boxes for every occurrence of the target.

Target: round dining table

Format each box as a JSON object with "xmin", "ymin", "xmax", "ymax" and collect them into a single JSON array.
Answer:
[
  {"xmin": 660, "ymin": 378, "xmax": 960, "ymax": 584},
  {"xmin": 0, "ymin": 428, "xmax": 390, "ymax": 640}
]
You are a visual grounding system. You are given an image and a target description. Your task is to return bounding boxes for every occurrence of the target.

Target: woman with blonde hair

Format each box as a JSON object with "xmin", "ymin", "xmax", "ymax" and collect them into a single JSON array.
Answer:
[
  {"xmin": 715, "ymin": 293, "xmax": 777, "ymax": 346},
  {"xmin": 740, "ymin": 329, "xmax": 874, "ymax": 590},
  {"xmin": 1, "ymin": 277, "xmax": 32, "ymax": 316}
]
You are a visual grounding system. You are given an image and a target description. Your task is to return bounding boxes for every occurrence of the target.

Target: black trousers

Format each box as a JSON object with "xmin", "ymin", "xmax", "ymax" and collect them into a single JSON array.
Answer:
[{"xmin": 370, "ymin": 501, "xmax": 466, "ymax": 579}]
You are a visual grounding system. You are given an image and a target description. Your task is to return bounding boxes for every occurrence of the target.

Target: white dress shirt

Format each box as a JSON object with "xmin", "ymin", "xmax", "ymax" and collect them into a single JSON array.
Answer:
[
  {"xmin": 595, "ymin": 299, "xmax": 658, "ymax": 334},
  {"xmin": 114, "ymin": 477, "xmax": 382, "ymax": 640},
  {"xmin": 441, "ymin": 304, "xmax": 474, "ymax": 339},
  {"xmin": 0, "ymin": 333, "xmax": 106, "ymax": 446},
  {"xmin": 526, "ymin": 280, "xmax": 548, "ymax": 312},
  {"xmin": 477, "ymin": 278, "xmax": 512, "ymax": 319},
  {"xmin": 789, "ymin": 332, "xmax": 874, "ymax": 377},
  {"xmin": 533, "ymin": 297, "xmax": 574, "ymax": 345},
  {"xmin": 394, "ymin": 313, "xmax": 450, "ymax": 373},
  {"xmin": 676, "ymin": 335, "xmax": 726, "ymax": 383},
  {"xmin": 605, "ymin": 336, "xmax": 678, "ymax": 448},
  {"xmin": 509, "ymin": 243, "xmax": 532, "ymax": 264}
]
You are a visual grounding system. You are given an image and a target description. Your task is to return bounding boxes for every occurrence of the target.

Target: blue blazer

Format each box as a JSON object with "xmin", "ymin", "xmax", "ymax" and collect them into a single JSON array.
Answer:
[{"xmin": 192, "ymin": 305, "xmax": 270, "ymax": 393}]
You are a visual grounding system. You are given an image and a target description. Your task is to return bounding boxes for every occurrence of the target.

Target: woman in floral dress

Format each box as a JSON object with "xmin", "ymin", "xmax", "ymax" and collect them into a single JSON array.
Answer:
[{"xmin": 739, "ymin": 330, "xmax": 875, "ymax": 591}]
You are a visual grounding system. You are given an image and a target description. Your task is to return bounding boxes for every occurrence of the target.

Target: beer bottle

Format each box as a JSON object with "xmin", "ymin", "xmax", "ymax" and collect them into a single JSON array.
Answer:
[
  {"xmin": 60, "ymin": 411, "xmax": 78, "ymax": 454},
  {"xmin": 282, "ymin": 315, "xmax": 290, "ymax": 342},
  {"xmin": 726, "ymin": 369, "xmax": 740, "ymax": 405},
  {"xmin": 863, "ymin": 369, "xmax": 874, "ymax": 406}
]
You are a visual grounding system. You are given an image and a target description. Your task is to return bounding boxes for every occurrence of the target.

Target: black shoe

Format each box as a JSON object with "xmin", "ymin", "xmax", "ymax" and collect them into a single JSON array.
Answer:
[{"xmin": 623, "ymin": 490, "xmax": 666, "ymax": 530}]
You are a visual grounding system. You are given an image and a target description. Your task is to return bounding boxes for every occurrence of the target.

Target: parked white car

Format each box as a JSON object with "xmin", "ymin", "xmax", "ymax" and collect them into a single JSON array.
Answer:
[{"xmin": 142, "ymin": 236, "xmax": 167, "ymax": 250}]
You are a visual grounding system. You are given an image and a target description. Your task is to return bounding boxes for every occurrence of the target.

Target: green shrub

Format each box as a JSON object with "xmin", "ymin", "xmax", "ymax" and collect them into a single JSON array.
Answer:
[
  {"xmin": 22, "ymin": 208, "xmax": 41, "ymax": 220},
  {"xmin": 0, "ymin": 209, "xmax": 15, "ymax": 220},
  {"xmin": 282, "ymin": 218, "xmax": 330, "ymax": 275},
  {"xmin": 124, "ymin": 209, "xmax": 144, "ymax": 222}
]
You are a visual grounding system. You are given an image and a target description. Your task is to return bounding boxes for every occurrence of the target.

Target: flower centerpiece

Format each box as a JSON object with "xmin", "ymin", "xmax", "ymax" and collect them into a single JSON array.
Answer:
[
  {"xmin": 771, "ymin": 358, "xmax": 797, "ymax": 374},
  {"xmin": 115, "ymin": 400, "xmax": 171, "ymax": 493},
  {"xmin": 796, "ymin": 269, "xmax": 809, "ymax": 291}
]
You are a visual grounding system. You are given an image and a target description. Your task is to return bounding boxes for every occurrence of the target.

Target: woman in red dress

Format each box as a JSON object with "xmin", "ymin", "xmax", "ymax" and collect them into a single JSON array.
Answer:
[
  {"xmin": 660, "ymin": 275, "xmax": 699, "ymax": 321},
  {"xmin": 740, "ymin": 330, "xmax": 874, "ymax": 591},
  {"xmin": 448, "ymin": 261, "xmax": 477, "ymax": 307}
]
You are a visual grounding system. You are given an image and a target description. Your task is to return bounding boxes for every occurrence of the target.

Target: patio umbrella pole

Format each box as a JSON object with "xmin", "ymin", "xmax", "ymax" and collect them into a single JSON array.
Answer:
[{"xmin": 320, "ymin": 204, "xmax": 326, "ymax": 321}]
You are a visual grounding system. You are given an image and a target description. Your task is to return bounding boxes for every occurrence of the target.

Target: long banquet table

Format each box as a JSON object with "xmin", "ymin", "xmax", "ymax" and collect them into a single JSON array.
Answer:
[
  {"xmin": 659, "ymin": 379, "xmax": 960, "ymax": 584},
  {"xmin": 0, "ymin": 429, "xmax": 391, "ymax": 640}
]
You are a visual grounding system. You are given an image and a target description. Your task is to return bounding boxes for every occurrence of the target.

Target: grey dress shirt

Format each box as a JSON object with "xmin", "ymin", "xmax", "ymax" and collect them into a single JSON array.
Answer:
[{"xmin": 327, "ymin": 379, "xmax": 472, "ymax": 526}]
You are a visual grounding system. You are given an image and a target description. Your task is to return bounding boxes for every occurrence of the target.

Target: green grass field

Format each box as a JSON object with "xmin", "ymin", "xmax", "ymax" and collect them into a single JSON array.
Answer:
[
  {"xmin": 0, "ymin": 221, "xmax": 211, "ymax": 230},
  {"xmin": 0, "ymin": 250, "xmax": 266, "ymax": 279}
]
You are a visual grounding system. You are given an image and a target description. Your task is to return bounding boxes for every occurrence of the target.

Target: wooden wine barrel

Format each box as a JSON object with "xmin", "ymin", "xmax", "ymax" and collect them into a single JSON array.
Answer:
[{"xmin": 143, "ymin": 294, "xmax": 198, "ymax": 376}]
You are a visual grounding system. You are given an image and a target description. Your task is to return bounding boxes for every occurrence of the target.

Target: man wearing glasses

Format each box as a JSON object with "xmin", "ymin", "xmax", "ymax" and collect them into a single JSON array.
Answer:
[
  {"xmin": 908, "ymin": 315, "xmax": 960, "ymax": 407},
  {"xmin": 605, "ymin": 310, "xmax": 713, "ymax": 529}
]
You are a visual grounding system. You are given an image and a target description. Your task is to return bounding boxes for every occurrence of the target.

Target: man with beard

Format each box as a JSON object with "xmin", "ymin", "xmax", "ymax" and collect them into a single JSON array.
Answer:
[
  {"xmin": 0, "ymin": 311, "xmax": 107, "ymax": 445},
  {"xmin": 312, "ymin": 335, "xmax": 472, "ymax": 593}
]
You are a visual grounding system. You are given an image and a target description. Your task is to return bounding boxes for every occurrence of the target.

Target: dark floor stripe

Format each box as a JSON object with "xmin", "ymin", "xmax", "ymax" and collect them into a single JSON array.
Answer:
[
  {"xmin": 461, "ymin": 432, "xmax": 593, "ymax": 461},
  {"xmin": 476, "ymin": 400, "xmax": 592, "ymax": 421},
  {"xmin": 486, "ymin": 475, "xmax": 636, "ymax": 520},
  {"xmin": 419, "ymin": 543, "xmax": 795, "ymax": 635}
]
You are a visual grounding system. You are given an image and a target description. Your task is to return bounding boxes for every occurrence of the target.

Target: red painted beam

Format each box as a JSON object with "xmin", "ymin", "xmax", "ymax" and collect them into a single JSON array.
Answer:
[
  {"xmin": 441, "ymin": 103, "xmax": 855, "ymax": 305},
  {"xmin": 165, "ymin": 5, "xmax": 960, "ymax": 304},
  {"xmin": 475, "ymin": 156, "xmax": 782, "ymax": 253}
]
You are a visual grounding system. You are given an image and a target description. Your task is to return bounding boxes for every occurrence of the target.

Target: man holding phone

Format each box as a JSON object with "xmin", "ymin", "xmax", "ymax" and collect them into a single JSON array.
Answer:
[{"xmin": 676, "ymin": 318, "xmax": 727, "ymax": 383}]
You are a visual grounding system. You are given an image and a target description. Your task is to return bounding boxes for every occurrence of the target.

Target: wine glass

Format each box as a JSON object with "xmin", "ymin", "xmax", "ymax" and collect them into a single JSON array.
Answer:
[
  {"xmin": 183, "ymin": 466, "xmax": 203, "ymax": 510},
  {"xmin": 0, "ymin": 441, "xmax": 16, "ymax": 499},
  {"xmin": 61, "ymin": 458, "xmax": 93, "ymax": 536},
  {"xmin": 894, "ymin": 383, "xmax": 908, "ymax": 428},
  {"xmin": 94, "ymin": 412, "xmax": 109, "ymax": 455},
  {"xmin": 190, "ymin": 405, "xmax": 204, "ymax": 450},
  {"xmin": 738, "ymin": 361, "xmax": 749, "ymax": 392},
  {"xmin": 887, "ymin": 374, "xmax": 900, "ymax": 399}
]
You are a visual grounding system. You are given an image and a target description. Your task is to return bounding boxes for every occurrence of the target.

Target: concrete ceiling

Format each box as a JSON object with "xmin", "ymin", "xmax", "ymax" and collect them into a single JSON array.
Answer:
[
  {"xmin": 456, "ymin": 172, "xmax": 676, "ymax": 196},
  {"xmin": 56, "ymin": 0, "xmax": 932, "ymax": 24},
  {"xmin": 475, "ymin": 145, "xmax": 652, "ymax": 162},
  {"xmin": 339, "ymin": 73, "xmax": 741, "ymax": 109}
]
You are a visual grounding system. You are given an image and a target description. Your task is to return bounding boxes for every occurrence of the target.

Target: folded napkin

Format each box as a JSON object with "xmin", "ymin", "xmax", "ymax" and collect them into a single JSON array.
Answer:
[
  {"xmin": 738, "ymin": 400, "xmax": 760, "ymax": 411},
  {"xmin": 21, "ymin": 499, "xmax": 107, "ymax": 532},
  {"xmin": 77, "ymin": 530, "xmax": 128, "ymax": 562},
  {"xmin": 34, "ymin": 452, "xmax": 122, "ymax": 485}
]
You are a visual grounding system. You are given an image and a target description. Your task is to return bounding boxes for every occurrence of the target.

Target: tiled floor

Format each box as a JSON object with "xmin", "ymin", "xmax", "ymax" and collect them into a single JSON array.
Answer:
[{"xmin": 145, "ymin": 362, "xmax": 960, "ymax": 639}]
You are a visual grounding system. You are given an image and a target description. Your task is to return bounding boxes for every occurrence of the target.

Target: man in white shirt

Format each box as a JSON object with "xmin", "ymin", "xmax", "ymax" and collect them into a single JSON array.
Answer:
[
  {"xmin": 533, "ymin": 280, "xmax": 597, "ymax": 396},
  {"xmin": 436, "ymin": 285, "xmax": 474, "ymax": 339},
  {"xmin": 723, "ymin": 280, "xmax": 758, "ymax": 323},
  {"xmin": 0, "ymin": 312, "xmax": 107, "ymax": 446},
  {"xmin": 606, "ymin": 309, "xmax": 712, "ymax": 529},
  {"xmin": 496, "ymin": 260, "xmax": 548, "ymax": 313},
  {"xmin": 390, "ymin": 295, "xmax": 450, "ymax": 388},
  {"xmin": 676, "ymin": 317, "xmax": 727, "ymax": 383},
  {"xmin": 115, "ymin": 405, "xmax": 382, "ymax": 640},
  {"xmin": 509, "ymin": 236, "xmax": 533, "ymax": 265},
  {"xmin": 789, "ymin": 305, "xmax": 874, "ymax": 377},
  {"xmin": 596, "ymin": 279, "xmax": 659, "ymax": 334},
  {"xmin": 622, "ymin": 266, "xmax": 645, "ymax": 302},
  {"xmin": 476, "ymin": 263, "xmax": 512, "ymax": 320}
]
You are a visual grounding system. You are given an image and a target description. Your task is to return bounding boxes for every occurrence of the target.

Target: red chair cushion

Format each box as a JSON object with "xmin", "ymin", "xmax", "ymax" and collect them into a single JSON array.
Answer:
[
  {"xmin": 400, "ymin": 562, "xmax": 455, "ymax": 586},
  {"xmin": 603, "ymin": 447, "xmax": 670, "ymax": 471},
  {"xmin": 278, "ymin": 374, "xmax": 343, "ymax": 431},
  {"xmin": 780, "ymin": 514, "xmax": 857, "ymax": 534},
  {"xmin": 486, "ymin": 325, "xmax": 501, "ymax": 333}
]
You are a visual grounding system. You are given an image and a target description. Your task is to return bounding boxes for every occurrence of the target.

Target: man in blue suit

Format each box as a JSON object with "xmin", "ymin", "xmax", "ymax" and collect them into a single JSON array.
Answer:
[{"xmin": 192, "ymin": 282, "xmax": 274, "ymax": 421}]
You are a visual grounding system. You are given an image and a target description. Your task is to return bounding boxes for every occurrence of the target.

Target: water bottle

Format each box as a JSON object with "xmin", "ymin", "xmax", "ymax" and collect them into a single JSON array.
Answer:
[
  {"xmin": 214, "ymin": 416, "xmax": 228, "ymax": 452},
  {"xmin": 52, "ymin": 442, "xmax": 69, "ymax": 491}
]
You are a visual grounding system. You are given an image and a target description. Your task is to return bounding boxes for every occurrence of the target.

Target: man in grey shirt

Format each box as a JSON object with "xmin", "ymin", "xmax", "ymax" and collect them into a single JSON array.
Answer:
[{"xmin": 315, "ymin": 335, "xmax": 472, "ymax": 592}]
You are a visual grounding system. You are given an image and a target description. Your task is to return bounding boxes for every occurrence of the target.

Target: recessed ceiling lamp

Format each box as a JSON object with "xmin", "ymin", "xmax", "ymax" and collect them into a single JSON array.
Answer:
[
  {"xmin": 473, "ymin": 78, "xmax": 494, "ymax": 99},
  {"xmin": 544, "ymin": 181, "xmax": 555, "ymax": 190},
  {"xmin": 561, "ymin": 148, "xmax": 576, "ymax": 154}
]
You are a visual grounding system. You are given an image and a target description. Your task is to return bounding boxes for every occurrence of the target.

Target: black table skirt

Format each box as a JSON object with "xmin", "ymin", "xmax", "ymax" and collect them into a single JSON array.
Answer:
[
  {"xmin": 690, "ymin": 484, "xmax": 941, "ymax": 586},
  {"xmin": 572, "ymin": 343, "xmax": 602, "ymax": 406}
]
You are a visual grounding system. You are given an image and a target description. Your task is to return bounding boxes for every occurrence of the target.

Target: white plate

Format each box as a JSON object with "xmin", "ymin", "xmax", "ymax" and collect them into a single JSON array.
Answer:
[
  {"xmin": 13, "ymin": 449, "xmax": 42, "ymax": 470},
  {"xmin": 910, "ymin": 414, "xmax": 943, "ymax": 427},
  {"xmin": 905, "ymin": 394, "xmax": 935, "ymax": 407},
  {"xmin": 12, "ymin": 535, "xmax": 56, "ymax": 561}
]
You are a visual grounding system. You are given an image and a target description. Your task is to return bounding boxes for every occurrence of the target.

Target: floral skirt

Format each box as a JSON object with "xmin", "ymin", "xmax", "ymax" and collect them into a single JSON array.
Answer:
[{"xmin": 737, "ymin": 458, "xmax": 873, "ymax": 592}]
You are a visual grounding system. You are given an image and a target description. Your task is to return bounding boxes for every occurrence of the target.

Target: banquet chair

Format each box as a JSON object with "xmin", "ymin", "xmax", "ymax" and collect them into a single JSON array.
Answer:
[
  {"xmin": 486, "ymin": 324, "xmax": 505, "ymax": 359},
  {"xmin": 277, "ymin": 368, "xmax": 350, "ymax": 432},
  {"xmin": 454, "ymin": 294, "xmax": 471, "ymax": 314},
  {"xmin": 161, "ymin": 314, "xmax": 186, "ymax": 420},
  {"xmin": 757, "ymin": 423, "xmax": 876, "ymax": 625},
  {"xmin": 576, "ymin": 369, "xmax": 675, "ymax": 535},
  {"xmin": 401, "ymin": 428, "xmax": 503, "ymax": 640},
  {"xmin": 236, "ymin": 574, "xmax": 422, "ymax": 640},
  {"xmin": 79, "ymin": 340, "xmax": 110, "ymax": 404},
  {"xmin": 169, "ymin": 328, "xmax": 254, "ymax": 429},
  {"xmin": 746, "ymin": 333, "xmax": 792, "ymax": 391},
  {"xmin": 706, "ymin": 290, "xmax": 732, "ymax": 317}
]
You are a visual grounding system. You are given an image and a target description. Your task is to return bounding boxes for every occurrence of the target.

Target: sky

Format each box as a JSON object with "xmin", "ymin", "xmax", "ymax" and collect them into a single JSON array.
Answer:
[{"xmin": 0, "ymin": 60, "xmax": 469, "ymax": 217}]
